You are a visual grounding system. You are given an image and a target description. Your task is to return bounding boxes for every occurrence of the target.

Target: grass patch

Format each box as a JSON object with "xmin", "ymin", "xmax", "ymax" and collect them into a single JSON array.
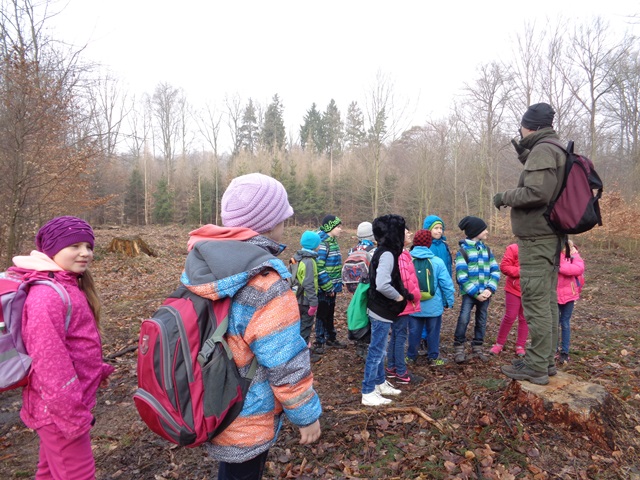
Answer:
[{"xmin": 472, "ymin": 377, "xmax": 508, "ymax": 391}]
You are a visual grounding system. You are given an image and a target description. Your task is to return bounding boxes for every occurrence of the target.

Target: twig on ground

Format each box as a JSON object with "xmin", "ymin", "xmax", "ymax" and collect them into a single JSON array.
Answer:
[
  {"xmin": 105, "ymin": 344, "xmax": 138, "ymax": 360},
  {"xmin": 342, "ymin": 406, "xmax": 446, "ymax": 433}
]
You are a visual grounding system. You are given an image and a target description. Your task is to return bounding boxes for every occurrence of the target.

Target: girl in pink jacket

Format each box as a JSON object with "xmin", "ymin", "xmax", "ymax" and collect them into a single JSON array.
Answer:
[
  {"xmin": 10, "ymin": 216, "xmax": 114, "ymax": 480},
  {"xmin": 557, "ymin": 239, "xmax": 585, "ymax": 364},
  {"xmin": 490, "ymin": 243, "xmax": 529, "ymax": 356},
  {"xmin": 385, "ymin": 229, "xmax": 422, "ymax": 385}
]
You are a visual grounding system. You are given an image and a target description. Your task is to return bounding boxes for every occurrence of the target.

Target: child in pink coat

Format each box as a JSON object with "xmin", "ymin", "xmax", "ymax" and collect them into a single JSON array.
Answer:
[
  {"xmin": 490, "ymin": 243, "xmax": 529, "ymax": 356},
  {"xmin": 385, "ymin": 228, "xmax": 422, "ymax": 385},
  {"xmin": 10, "ymin": 216, "xmax": 114, "ymax": 479},
  {"xmin": 556, "ymin": 239, "xmax": 585, "ymax": 364}
]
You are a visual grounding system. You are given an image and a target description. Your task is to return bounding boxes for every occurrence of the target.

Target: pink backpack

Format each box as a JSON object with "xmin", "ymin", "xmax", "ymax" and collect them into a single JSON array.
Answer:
[
  {"xmin": 134, "ymin": 286, "xmax": 257, "ymax": 447},
  {"xmin": 0, "ymin": 271, "xmax": 71, "ymax": 392}
]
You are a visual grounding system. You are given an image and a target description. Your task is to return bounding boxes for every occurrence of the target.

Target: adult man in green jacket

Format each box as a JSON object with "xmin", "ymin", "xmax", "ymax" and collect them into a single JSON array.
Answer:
[{"xmin": 493, "ymin": 103, "xmax": 566, "ymax": 385}]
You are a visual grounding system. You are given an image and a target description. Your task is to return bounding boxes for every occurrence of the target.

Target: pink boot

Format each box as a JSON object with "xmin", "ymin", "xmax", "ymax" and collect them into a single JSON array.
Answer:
[
  {"xmin": 489, "ymin": 343, "xmax": 503, "ymax": 355},
  {"xmin": 515, "ymin": 346, "xmax": 526, "ymax": 356}
]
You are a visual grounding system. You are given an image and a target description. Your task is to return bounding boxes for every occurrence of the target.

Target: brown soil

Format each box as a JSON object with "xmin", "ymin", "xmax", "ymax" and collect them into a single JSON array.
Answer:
[{"xmin": 1, "ymin": 224, "xmax": 639, "ymax": 479}]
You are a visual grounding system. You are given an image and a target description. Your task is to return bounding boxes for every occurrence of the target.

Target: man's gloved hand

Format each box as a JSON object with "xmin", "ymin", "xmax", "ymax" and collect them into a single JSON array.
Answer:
[
  {"xmin": 511, "ymin": 137, "xmax": 526, "ymax": 155},
  {"xmin": 493, "ymin": 193, "xmax": 504, "ymax": 210},
  {"xmin": 406, "ymin": 292, "xmax": 415, "ymax": 302}
]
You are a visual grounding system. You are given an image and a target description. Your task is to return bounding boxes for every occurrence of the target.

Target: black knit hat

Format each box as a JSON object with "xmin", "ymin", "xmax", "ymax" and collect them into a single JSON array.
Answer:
[
  {"xmin": 321, "ymin": 214, "xmax": 341, "ymax": 233},
  {"xmin": 458, "ymin": 216, "xmax": 487, "ymax": 239},
  {"xmin": 521, "ymin": 103, "xmax": 555, "ymax": 130}
]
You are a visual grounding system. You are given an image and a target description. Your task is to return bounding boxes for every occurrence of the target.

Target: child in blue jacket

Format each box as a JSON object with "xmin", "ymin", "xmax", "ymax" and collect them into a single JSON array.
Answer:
[{"xmin": 407, "ymin": 229, "xmax": 455, "ymax": 366}]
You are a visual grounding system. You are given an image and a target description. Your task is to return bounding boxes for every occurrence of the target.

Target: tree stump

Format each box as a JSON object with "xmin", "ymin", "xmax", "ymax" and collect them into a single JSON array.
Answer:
[
  {"xmin": 501, "ymin": 371, "xmax": 619, "ymax": 449},
  {"xmin": 107, "ymin": 235, "xmax": 157, "ymax": 257}
]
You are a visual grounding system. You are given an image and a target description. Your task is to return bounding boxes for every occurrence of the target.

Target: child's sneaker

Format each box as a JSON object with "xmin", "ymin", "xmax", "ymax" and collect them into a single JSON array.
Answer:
[
  {"xmin": 385, "ymin": 366, "xmax": 397, "ymax": 378},
  {"xmin": 394, "ymin": 371, "xmax": 424, "ymax": 385},
  {"xmin": 558, "ymin": 352, "xmax": 570, "ymax": 364},
  {"xmin": 489, "ymin": 343, "xmax": 503, "ymax": 355},
  {"xmin": 375, "ymin": 380, "xmax": 401, "ymax": 396},
  {"xmin": 362, "ymin": 391, "xmax": 392, "ymax": 406},
  {"xmin": 515, "ymin": 346, "xmax": 526, "ymax": 356},
  {"xmin": 429, "ymin": 358, "xmax": 446, "ymax": 367}
]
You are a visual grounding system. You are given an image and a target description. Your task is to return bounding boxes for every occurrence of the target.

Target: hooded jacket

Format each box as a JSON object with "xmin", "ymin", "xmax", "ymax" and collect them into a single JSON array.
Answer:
[
  {"xmin": 501, "ymin": 129, "xmax": 567, "ymax": 239},
  {"xmin": 182, "ymin": 226, "xmax": 321, "ymax": 463},
  {"xmin": 316, "ymin": 231, "xmax": 343, "ymax": 294},
  {"xmin": 10, "ymin": 251, "xmax": 114, "ymax": 440},
  {"xmin": 291, "ymin": 249, "xmax": 319, "ymax": 307},
  {"xmin": 410, "ymin": 246, "xmax": 456, "ymax": 317},
  {"xmin": 398, "ymin": 250, "xmax": 421, "ymax": 316},
  {"xmin": 557, "ymin": 250, "xmax": 585, "ymax": 305},
  {"xmin": 422, "ymin": 215, "xmax": 453, "ymax": 278},
  {"xmin": 455, "ymin": 239, "xmax": 500, "ymax": 298},
  {"xmin": 500, "ymin": 243, "xmax": 522, "ymax": 297}
]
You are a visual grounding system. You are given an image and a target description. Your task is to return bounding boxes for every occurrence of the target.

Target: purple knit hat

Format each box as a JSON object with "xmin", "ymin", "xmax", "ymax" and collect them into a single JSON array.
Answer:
[
  {"xmin": 221, "ymin": 173, "xmax": 294, "ymax": 233},
  {"xmin": 36, "ymin": 216, "xmax": 95, "ymax": 258}
]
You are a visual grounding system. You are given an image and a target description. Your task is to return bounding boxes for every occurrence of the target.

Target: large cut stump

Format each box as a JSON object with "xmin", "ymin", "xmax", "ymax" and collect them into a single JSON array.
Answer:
[
  {"xmin": 502, "ymin": 371, "xmax": 619, "ymax": 449},
  {"xmin": 107, "ymin": 235, "xmax": 157, "ymax": 257}
]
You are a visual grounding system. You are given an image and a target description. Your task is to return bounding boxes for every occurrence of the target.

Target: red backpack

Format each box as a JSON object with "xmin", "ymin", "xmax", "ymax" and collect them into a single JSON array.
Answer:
[
  {"xmin": 540, "ymin": 140, "xmax": 604, "ymax": 235},
  {"xmin": 134, "ymin": 286, "xmax": 257, "ymax": 447},
  {"xmin": 0, "ymin": 271, "xmax": 72, "ymax": 393}
]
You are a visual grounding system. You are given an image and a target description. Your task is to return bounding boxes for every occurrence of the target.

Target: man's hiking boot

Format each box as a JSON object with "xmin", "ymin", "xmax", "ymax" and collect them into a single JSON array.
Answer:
[
  {"xmin": 501, "ymin": 360, "xmax": 549, "ymax": 385},
  {"xmin": 548, "ymin": 364, "xmax": 557, "ymax": 376}
]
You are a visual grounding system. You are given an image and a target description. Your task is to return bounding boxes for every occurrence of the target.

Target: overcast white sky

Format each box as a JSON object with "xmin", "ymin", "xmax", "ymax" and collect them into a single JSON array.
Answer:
[{"xmin": 48, "ymin": 0, "xmax": 638, "ymax": 153}]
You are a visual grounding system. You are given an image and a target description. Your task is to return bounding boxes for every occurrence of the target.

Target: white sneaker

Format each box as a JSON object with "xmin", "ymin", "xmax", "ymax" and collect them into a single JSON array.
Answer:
[
  {"xmin": 362, "ymin": 391, "xmax": 392, "ymax": 406},
  {"xmin": 375, "ymin": 380, "xmax": 401, "ymax": 396}
]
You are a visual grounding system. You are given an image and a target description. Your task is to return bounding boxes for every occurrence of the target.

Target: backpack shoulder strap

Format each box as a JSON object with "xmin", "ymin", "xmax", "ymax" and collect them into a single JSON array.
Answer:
[
  {"xmin": 31, "ymin": 279, "xmax": 73, "ymax": 331},
  {"xmin": 458, "ymin": 246, "xmax": 469, "ymax": 264}
]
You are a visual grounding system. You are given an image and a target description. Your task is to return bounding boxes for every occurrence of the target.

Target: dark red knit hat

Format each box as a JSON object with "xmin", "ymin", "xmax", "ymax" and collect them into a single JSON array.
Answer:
[{"xmin": 413, "ymin": 229, "xmax": 432, "ymax": 248}]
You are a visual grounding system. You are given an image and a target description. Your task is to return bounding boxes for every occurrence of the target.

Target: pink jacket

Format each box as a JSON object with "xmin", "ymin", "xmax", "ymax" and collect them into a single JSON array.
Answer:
[
  {"xmin": 500, "ymin": 244, "xmax": 522, "ymax": 297},
  {"xmin": 557, "ymin": 250, "xmax": 585, "ymax": 305},
  {"xmin": 399, "ymin": 250, "xmax": 421, "ymax": 315},
  {"xmin": 11, "ymin": 252, "xmax": 114, "ymax": 439}
]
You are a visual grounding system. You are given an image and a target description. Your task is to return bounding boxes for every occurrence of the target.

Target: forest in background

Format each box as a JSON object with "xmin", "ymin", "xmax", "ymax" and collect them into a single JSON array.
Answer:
[{"xmin": 1, "ymin": 0, "xmax": 639, "ymax": 267}]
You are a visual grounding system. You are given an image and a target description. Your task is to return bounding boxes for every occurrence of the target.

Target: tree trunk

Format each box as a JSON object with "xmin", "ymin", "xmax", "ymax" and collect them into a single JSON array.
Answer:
[
  {"xmin": 501, "ymin": 371, "xmax": 621, "ymax": 450},
  {"xmin": 107, "ymin": 236, "xmax": 157, "ymax": 257}
]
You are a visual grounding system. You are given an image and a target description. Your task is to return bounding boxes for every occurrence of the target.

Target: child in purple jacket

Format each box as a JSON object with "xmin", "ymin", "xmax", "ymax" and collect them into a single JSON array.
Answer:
[{"xmin": 10, "ymin": 216, "xmax": 114, "ymax": 479}]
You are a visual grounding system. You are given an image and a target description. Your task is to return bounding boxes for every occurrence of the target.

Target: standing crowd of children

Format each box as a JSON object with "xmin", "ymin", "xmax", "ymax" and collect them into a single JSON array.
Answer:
[{"xmin": 5, "ymin": 171, "xmax": 586, "ymax": 480}]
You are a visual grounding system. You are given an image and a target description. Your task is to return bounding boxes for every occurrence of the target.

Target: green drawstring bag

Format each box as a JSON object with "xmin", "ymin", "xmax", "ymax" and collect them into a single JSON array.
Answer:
[{"xmin": 347, "ymin": 281, "xmax": 370, "ymax": 339}]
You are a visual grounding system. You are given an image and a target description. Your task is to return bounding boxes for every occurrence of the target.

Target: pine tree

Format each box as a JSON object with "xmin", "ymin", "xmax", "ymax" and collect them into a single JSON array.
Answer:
[
  {"xmin": 323, "ymin": 99, "xmax": 343, "ymax": 157},
  {"xmin": 261, "ymin": 94, "xmax": 286, "ymax": 154},
  {"xmin": 153, "ymin": 175, "xmax": 174, "ymax": 224},
  {"xmin": 344, "ymin": 101, "xmax": 366, "ymax": 149},
  {"xmin": 124, "ymin": 168, "xmax": 145, "ymax": 225},
  {"xmin": 300, "ymin": 103, "xmax": 324, "ymax": 153},
  {"xmin": 239, "ymin": 98, "xmax": 259, "ymax": 155}
]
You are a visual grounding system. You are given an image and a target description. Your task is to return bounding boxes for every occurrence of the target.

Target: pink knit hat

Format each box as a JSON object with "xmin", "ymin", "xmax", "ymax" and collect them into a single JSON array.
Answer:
[{"xmin": 221, "ymin": 173, "xmax": 294, "ymax": 233}]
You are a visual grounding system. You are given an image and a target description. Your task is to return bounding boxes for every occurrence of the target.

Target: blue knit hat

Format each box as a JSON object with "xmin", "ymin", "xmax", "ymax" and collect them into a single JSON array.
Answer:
[{"xmin": 300, "ymin": 230, "xmax": 321, "ymax": 250}]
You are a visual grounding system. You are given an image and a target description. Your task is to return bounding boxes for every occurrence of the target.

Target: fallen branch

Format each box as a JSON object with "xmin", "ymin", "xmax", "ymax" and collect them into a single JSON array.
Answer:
[
  {"xmin": 106, "ymin": 344, "xmax": 138, "ymax": 360},
  {"xmin": 343, "ymin": 406, "xmax": 445, "ymax": 433}
]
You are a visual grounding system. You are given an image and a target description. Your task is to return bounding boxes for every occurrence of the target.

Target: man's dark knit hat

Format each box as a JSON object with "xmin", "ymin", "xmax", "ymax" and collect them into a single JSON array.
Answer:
[
  {"xmin": 458, "ymin": 216, "xmax": 487, "ymax": 239},
  {"xmin": 521, "ymin": 102, "xmax": 555, "ymax": 130},
  {"xmin": 321, "ymin": 215, "xmax": 341, "ymax": 233}
]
